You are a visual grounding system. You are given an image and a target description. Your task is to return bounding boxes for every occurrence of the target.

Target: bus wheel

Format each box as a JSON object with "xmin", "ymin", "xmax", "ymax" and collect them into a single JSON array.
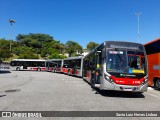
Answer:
[
  {"xmin": 16, "ymin": 67, "xmax": 20, "ymax": 71},
  {"xmin": 154, "ymin": 79, "xmax": 160, "ymax": 91},
  {"xmin": 37, "ymin": 68, "xmax": 41, "ymax": 71},
  {"xmin": 53, "ymin": 69, "xmax": 56, "ymax": 73},
  {"xmin": 68, "ymin": 71, "xmax": 70, "ymax": 75}
]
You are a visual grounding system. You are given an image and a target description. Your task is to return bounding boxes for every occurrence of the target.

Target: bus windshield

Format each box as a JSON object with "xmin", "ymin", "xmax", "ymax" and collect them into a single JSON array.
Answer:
[{"xmin": 106, "ymin": 50, "xmax": 146, "ymax": 74}]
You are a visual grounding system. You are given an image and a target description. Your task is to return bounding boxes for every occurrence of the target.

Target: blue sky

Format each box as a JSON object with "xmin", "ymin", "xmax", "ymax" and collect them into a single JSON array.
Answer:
[{"xmin": 0, "ymin": 0, "xmax": 160, "ymax": 48}]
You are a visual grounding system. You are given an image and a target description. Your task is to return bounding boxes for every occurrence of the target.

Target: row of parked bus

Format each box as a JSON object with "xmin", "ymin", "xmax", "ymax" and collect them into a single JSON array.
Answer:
[
  {"xmin": 10, "ymin": 40, "xmax": 155, "ymax": 93},
  {"xmin": 10, "ymin": 57, "xmax": 84, "ymax": 76},
  {"xmin": 9, "ymin": 39, "xmax": 160, "ymax": 92}
]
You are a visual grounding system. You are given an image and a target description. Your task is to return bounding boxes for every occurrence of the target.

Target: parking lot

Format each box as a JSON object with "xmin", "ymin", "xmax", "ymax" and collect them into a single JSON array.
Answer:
[{"xmin": 0, "ymin": 71, "xmax": 160, "ymax": 119}]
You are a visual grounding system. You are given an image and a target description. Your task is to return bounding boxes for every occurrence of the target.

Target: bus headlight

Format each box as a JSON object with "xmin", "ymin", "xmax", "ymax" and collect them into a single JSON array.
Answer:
[{"xmin": 104, "ymin": 74, "xmax": 114, "ymax": 83}]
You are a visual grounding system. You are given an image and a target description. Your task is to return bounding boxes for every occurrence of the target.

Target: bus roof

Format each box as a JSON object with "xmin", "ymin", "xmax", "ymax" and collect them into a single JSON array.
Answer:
[
  {"xmin": 105, "ymin": 41, "xmax": 141, "ymax": 44},
  {"xmin": 47, "ymin": 59, "xmax": 63, "ymax": 62},
  {"xmin": 144, "ymin": 38, "xmax": 160, "ymax": 46},
  {"xmin": 12, "ymin": 59, "xmax": 46, "ymax": 61},
  {"xmin": 104, "ymin": 41, "xmax": 144, "ymax": 50},
  {"xmin": 64, "ymin": 56, "xmax": 83, "ymax": 60},
  {"xmin": 85, "ymin": 41, "xmax": 144, "ymax": 58},
  {"xmin": 144, "ymin": 38, "xmax": 160, "ymax": 55}
]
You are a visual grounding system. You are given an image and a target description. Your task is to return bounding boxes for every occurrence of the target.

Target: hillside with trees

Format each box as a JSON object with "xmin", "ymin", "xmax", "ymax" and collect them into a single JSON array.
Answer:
[{"xmin": 0, "ymin": 33, "xmax": 94, "ymax": 61}]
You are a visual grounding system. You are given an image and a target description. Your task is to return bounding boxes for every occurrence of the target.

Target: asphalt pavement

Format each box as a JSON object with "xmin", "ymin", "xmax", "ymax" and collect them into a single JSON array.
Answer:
[{"xmin": 0, "ymin": 71, "xmax": 160, "ymax": 120}]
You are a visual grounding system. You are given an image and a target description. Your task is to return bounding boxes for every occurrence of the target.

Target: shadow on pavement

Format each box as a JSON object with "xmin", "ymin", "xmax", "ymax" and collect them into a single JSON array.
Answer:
[
  {"xmin": 0, "ymin": 71, "xmax": 11, "ymax": 74},
  {"xmin": 0, "ymin": 95, "xmax": 6, "ymax": 97},
  {"xmin": 93, "ymin": 88, "xmax": 145, "ymax": 98}
]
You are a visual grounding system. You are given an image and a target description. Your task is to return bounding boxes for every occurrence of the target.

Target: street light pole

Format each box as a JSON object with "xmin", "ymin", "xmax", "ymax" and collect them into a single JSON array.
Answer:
[
  {"xmin": 9, "ymin": 19, "xmax": 16, "ymax": 61},
  {"xmin": 135, "ymin": 12, "xmax": 141, "ymax": 43}
]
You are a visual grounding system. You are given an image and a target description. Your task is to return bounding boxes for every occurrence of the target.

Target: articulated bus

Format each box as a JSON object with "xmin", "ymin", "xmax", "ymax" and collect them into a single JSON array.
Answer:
[
  {"xmin": 144, "ymin": 38, "xmax": 160, "ymax": 90},
  {"xmin": 83, "ymin": 41, "xmax": 148, "ymax": 92},
  {"xmin": 62, "ymin": 56, "xmax": 83, "ymax": 77},
  {"xmin": 46, "ymin": 59, "xmax": 63, "ymax": 72},
  {"xmin": 10, "ymin": 59, "xmax": 46, "ymax": 71}
]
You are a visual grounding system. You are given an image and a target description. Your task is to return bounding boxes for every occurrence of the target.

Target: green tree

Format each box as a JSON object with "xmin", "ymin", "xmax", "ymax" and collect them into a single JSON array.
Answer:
[
  {"xmin": 65, "ymin": 40, "xmax": 83, "ymax": 57},
  {"xmin": 0, "ymin": 39, "xmax": 11, "ymax": 60},
  {"xmin": 18, "ymin": 51, "xmax": 39, "ymax": 59},
  {"xmin": 16, "ymin": 33, "xmax": 53, "ymax": 43},
  {"xmin": 2, "ymin": 33, "xmax": 87, "ymax": 60},
  {"xmin": 87, "ymin": 42, "xmax": 99, "ymax": 50},
  {"xmin": 16, "ymin": 34, "xmax": 27, "ymax": 42},
  {"xmin": 41, "ymin": 41, "xmax": 65, "ymax": 58},
  {"xmin": 49, "ymin": 53, "xmax": 67, "ymax": 59},
  {"xmin": 0, "ymin": 39, "xmax": 10, "ymax": 49},
  {"xmin": 12, "ymin": 46, "xmax": 34, "ymax": 55},
  {"xmin": 0, "ymin": 49, "xmax": 10, "ymax": 60},
  {"xmin": 16, "ymin": 33, "xmax": 54, "ymax": 49},
  {"xmin": 12, "ymin": 41, "xmax": 19, "ymax": 48},
  {"xmin": 16, "ymin": 33, "xmax": 62, "ymax": 56},
  {"xmin": 19, "ymin": 37, "xmax": 42, "ymax": 48}
]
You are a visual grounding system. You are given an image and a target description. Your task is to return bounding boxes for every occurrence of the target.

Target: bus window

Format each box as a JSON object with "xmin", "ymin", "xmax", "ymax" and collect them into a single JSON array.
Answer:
[
  {"xmin": 75, "ymin": 59, "xmax": 81, "ymax": 69},
  {"xmin": 128, "ymin": 56, "xmax": 138, "ymax": 69},
  {"xmin": 127, "ymin": 51, "xmax": 145, "ymax": 70},
  {"xmin": 107, "ymin": 50, "xmax": 127, "ymax": 73}
]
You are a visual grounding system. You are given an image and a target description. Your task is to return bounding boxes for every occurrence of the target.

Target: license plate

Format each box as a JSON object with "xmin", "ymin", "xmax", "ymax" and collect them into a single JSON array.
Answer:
[{"xmin": 123, "ymin": 88, "xmax": 133, "ymax": 91}]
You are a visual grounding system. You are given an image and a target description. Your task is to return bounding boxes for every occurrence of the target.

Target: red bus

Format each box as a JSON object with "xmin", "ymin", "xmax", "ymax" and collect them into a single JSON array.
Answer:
[
  {"xmin": 46, "ymin": 59, "xmax": 63, "ymax": 72},
  {"xmin": 83, "ymin": 41, "xmax": 148, "ymax": 92},
  {"xmin": 144, "ymin": 38, "xmax": 160, "ymax": 90},
  {"xmin": 62, "ymin": 56, "xmax": 83, "ymax": 77},
  {"xmin": 10, "ymin": 59, "xmax": 46, "ymax": 71}
]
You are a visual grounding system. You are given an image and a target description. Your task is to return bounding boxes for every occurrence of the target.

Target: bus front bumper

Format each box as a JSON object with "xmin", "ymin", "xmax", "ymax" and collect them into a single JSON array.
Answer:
[{"xmin": 101, "ymin": 80, "xmax": 148, "ymax": 92}]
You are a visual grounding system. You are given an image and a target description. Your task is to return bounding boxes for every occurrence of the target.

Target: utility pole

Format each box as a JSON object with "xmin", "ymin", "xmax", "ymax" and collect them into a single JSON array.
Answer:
[
  {"xmin": 135, "ymin": 12, "xmax": 141, "ymax": 43},
  {"xmin": 9, "ymin": 19, "xmax": 16, "ymax": 61}
]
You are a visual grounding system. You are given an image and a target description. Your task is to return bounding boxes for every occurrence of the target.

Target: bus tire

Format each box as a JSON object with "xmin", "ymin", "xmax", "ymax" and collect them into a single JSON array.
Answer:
[
  {"xmin": 68, "ymin": 70, "xmax": 70, "ymax": 76},
  {"xmin": 53, "ymin": 69, "xmax": 56, "ymax": 73},
  {"xmin": 154, "ymin": 79, "xmax": 160, "ymax": 91},
  {"xmin": 37, "ymin": 68, "xmax": 41, "ymax": 71},
  {"xmin": 16, "ymin": 67, "xmax": 20, "ymax": 71}
]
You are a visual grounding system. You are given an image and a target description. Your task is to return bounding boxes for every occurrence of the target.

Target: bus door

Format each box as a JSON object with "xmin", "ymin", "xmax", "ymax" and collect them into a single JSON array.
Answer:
[
  {"xmin": 47, "ymin": 62, "xmax": 50, "ymax": 70},
  {"xmin": 95, "ymin": 50, "xmax": 103, "ymax": 85},
  {"xmin": 23, "ymin": 61, "xmax": 28, "ymax": 69},
  {"xmin": 53, "ymin": 62, "xmax": 58, "ymax": 72},
  {"xmin": 72, "ymin": 60, "xmax": 76, "ymax": 74}
]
